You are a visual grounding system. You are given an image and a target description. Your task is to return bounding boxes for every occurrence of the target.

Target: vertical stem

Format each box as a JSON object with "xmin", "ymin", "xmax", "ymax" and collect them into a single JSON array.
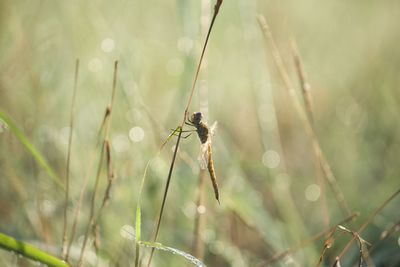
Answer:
[
  {"xmin": 62, "ymin": 59, "xmax": 79, "ymax": 259},
  {"xmin": 146, "ymin": 1, "xmax": 223, "ymax": 266},
  {"xmin": 77, "ymin": 61, "xmax": 118, "ymax": 266},
  {"xmin": 291, "ymin": 41, "xmax": 329, "ymax": 228},
  {"xmin": 257, "ymin": 15, "xmax": 351, "ymax": 216}
]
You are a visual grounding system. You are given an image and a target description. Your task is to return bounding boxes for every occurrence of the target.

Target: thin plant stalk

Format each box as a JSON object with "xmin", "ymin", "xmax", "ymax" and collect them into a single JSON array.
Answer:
[
  {"xmin": 257, "ymin": 15, "xmax": 351, "ymax": 216},
  {"xmin": 266, "ymin": 213, "xmax": 358, "ymax": 265},
  {"xmin": 317, "ymin": 225, "xmax": 374, "ymax": 267},
  {"xmin": 336, "ymin": 187, "xmax": 400, "ymax": 261},
  {"xmin": 146, "ymin": 1, "xmax": 223, "ymax": 266},
  {"xmin": 291, "ymin": 40, "xmax": 314, "ymax": 124},
  {"xmin": 77, "ymin": 61, "xmax": 118, "ymax": 266},
  {"xmin": 77, "ymin": 142, "xmax": 107, "ymax": 266},
  {"xmin": 62, "ymin": 59, "xmax": 79, "ymax": 259},
  {"xmin": 65, "ymin": 125, "xmax": 105, "ymax": 262},
  {"xmin": 370, "ymin": 219, "xmax": 400, "ymax": 253},
  {"xmin": 99, "ymin": 140, "xmax": 115, "ymax": 210},
  {"xmin": 291, "ymin": 41, "xmax": 329, "ymax": 228}
]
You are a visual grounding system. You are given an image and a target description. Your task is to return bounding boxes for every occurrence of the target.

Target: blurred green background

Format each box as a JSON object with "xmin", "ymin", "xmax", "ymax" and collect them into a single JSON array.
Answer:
[{"xmin": 1, "ymin": 0, "xmax": 399, "ymax": 266}]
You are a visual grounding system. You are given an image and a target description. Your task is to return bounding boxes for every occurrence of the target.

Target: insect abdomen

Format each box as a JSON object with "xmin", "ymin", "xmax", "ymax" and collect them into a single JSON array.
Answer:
[{"xmin": 207, "ymin": 143, "xmax": 220, "ymax": 203}]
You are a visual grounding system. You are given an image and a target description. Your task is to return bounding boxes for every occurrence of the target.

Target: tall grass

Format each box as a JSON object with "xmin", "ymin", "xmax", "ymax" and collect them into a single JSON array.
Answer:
[{"xmin": 1, "ymin": 1, "xmax": 400, "ymax": 266}]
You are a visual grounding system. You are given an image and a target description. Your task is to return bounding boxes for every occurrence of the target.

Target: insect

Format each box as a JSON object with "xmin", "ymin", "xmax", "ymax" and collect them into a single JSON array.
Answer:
[{"xmin": 185, "ymin": 112, "xmax": 220, "ymax": 203}]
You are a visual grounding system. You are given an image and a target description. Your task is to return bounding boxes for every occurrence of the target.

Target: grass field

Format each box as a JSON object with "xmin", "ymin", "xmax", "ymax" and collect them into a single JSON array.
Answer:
[{"xmin": 0, "ymin": 0, "xmax": 399, "ymax": 266}]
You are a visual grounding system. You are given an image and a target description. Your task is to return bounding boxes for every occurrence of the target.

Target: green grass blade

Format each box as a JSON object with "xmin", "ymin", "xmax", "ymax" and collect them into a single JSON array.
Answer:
[
  {"xmin": 134, "ymin": 160, "xmax": 151, "ymax": 267},
  {"xmin": 0, "ymin": 110, "xmax": 63, "ymax": 189},
  {"xmin": 0, "ymin": 232, "xmax": 70, "ymax": 267},
  {"xmin": 139, "ymin": 241, "xmax": 206, "ymax": 267}
]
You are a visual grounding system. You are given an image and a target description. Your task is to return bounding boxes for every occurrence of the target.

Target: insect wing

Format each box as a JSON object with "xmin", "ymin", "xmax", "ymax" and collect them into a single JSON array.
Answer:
[
  {"xmin": 198, "ymin": 121, "xmax": 217, "ymax": 170},
  {"xmin": 198, "ymin": 142, "xmax": 209, "ymax": 170},
  {"xmin": 209, "ymin": 121, "xmax": 218, "ymax": 138}
]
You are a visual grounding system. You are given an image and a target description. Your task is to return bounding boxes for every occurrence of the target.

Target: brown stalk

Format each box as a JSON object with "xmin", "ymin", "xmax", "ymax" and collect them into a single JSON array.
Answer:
[
  {"xmin": 62, "ymin": 59, "xmax": 79, "ymax": 259},
  {"xmin": 370, "ymin": 219, "xmax": 400, "ymax": 253},
  {"xmin": 78, "ymin": 61, "xmax": 119, "ymax": 266},
  {"xmin": 65, "ymin": 108, "xmax": 108, "ymax": 261},
  {"xmin": 266, "ymin": 212, "xmax": 358, "ymax": 265},
  {"xmin": 257, "ymin": 14, "xmax": 351, "ymax": 217},
  {"xmin": 291, "ymin": 40, "xmax": 329, "ymax": 228},
  {"xmin": 100, "ymin": 139, "xmax": 115, "ymax": 209},
  {"xmin": 146, "ymin": 1, "xmax": 223, "ymax": 266},
  {"xmin": 291, "ymin": 40, "xmax": 314, "ymax": 124},
  {"xmin": 316, "ymin": 227, "xmax": 337, "ymax": 267},
  {"xmin": 322, "ymin": 225, "xmax": 375, "ymax": 267},
  {"xmin": 336, "ymin": 187, "xmax": 400, "ymax": 261}
]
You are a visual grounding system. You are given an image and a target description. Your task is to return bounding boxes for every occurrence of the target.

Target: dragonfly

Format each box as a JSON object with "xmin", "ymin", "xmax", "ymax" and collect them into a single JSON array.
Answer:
[
  {"xmin": 185, "ymin": 112, "xmax": 220, "ymax": 203},
  {"xmin": 163, "ymin": 112, "xmax": 220, "ymax": 203}
]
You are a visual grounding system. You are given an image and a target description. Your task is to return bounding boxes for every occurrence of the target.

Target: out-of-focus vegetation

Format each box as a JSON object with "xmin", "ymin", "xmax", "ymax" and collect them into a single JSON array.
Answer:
[{"xmin": 1, "ymin": 0, "xmax": 399, "ymax": 266}]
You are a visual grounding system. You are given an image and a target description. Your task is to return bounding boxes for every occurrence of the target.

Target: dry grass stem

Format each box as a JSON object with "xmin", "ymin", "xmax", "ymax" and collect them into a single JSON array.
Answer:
[
  {"xmin": 336, "ymin": 187, "xmax": 400, "ymax": 261},
  {"xmin": 317, "ymin": 225, "xmax": 374, "ymax": 267},
  {"xmin": 257, "ymin": 14, "xmax": 351, "ymax": 216},
  {"xmin": 266, "ymin": 213, "xmax": 358, "ymax": 265},
  {"xmin": 78, "ymin": 61, "xmax": 118, "ymax": 266},
  {"xmin": 291, "ymin": 40, "xmax": 314, "ymax": 124},
  {"xmin": 62, "ymin": 59, "xmax": 79, "ymax": 259},
  {"xmin": 65, "ymin": 123, "xmax": 106, "ymax": 261},
  {"xmin": 291, "ymin": 40, "xmax": 329, "ymax": 228},
  {"xmin": 146, "ymin": 1, "xmax": 223, "ymax": 266},
  {"xmin": 100, "ymin": 139, "xmax": 115, "ymax": 209}
]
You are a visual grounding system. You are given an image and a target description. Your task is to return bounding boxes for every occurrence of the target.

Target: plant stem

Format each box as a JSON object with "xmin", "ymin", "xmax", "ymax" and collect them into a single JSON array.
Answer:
[{"xmin": 62, "ymin": 59, "xmax": 79, "ymax": 259}]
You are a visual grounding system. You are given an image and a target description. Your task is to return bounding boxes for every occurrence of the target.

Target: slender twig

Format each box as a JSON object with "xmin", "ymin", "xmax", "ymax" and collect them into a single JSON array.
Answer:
[
  {"xmin": 266, "ymin": 213, "xmax": 358, "ymax": 265},
  {"xmin": 291, "ymin": 40, "xmax": 314, "ymax": 124},
  {"xmin": 100, "ymin": 139, "xmax": 115, "ymax": 210},
  {"xmin": 336, "ymin": 187, "xmax": 400, "ymax": 261},
  {"xmin": 257, "ymin": 14, "xmax": 351, "ymax": 216},
  {"xmin": 316, "ymin": 226, "xmax": 338, "ymax": 267},
  {"xmin": 319, "ymin": 225, "xmax": 374, "ymax": 267},
  {"xmin": 77, "ymin": 138, "xmax": 105, "ymax": 266},
  {"xmin": 146, "ymin": 1, "xmax": 223, "ymax": 266},
  {"xmin": 291, "ymin": 40, "xmax": 329, "ymax": 228},
  {"xmin": 62, "ymin": 59, "xmax": 79, "ymax": 259},
  {"xmin": 370, "ymin": 219, "xmax": 400, "ymax": 253},
  {"xmin": 78, "ymin": 61, "xmax": 118, "ymax": 266},
  {"xmin": 65, "ymin": 116, "xmax": 107, "ymax": 261}
]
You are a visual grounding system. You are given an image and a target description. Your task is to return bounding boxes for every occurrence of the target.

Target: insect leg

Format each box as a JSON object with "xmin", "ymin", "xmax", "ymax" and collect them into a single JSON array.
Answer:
[
  {"xmin": 159, "ymin": 126, "xmax": 182, "ymax": 150},
  {"xmin": 170, "ymin": 128, "xmax": 195, "ymax": 133}
]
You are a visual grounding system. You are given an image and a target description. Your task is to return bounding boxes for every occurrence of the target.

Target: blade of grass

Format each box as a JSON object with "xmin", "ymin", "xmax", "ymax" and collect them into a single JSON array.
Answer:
[
  {"xmin": 139, "ymin": 241, "xmax": 206, "ymax": 267},
  {"xmin": 0, "ymin": 232, "xmax": 70, "ymax": 267},
  {"xmin": 0, "ymin": 110, "xmax": 63, "ymax": 189},
  {"xmin": 135, "ymin": 130, "xmax": 196, "ymax": 265},
  {"xmin": 134, "ymin": 159, "xmax": 151, "ymax": 267}
]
